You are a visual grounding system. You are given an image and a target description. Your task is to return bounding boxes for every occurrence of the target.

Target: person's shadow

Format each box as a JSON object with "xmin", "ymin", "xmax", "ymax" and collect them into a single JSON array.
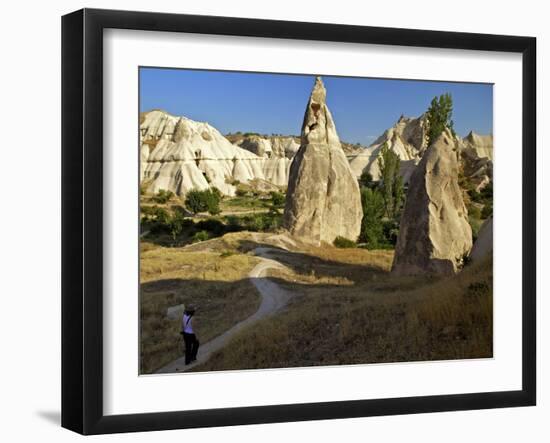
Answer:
[{"xmin": 36, "ymin": 410, "xmax": 60, "ymax": 426}]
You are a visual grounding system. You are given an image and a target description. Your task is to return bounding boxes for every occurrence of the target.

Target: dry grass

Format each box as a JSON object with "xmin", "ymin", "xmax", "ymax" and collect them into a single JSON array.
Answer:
[
  {"xmin": 191, "ymin": 245, "xmax": 493, "ymax": 372},
  {"xmin": 140, "ymin": 243, "xmax": 261, "ymax": 373},
  {"xmin": 140, "ymin": 231, "xmax": 492, "ymax": 375}
]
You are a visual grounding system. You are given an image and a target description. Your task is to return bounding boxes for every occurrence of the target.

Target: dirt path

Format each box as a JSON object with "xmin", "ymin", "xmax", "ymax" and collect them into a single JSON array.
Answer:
[{"xmin": 155, "ymin": 247, "xmax": 293, "ymax": 374}]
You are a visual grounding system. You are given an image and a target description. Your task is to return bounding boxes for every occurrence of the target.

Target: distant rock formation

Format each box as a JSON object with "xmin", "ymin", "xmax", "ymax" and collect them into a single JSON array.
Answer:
[
  {"xmin": 470, "ymin": 217, "xmax": 493, "ymax": 262},
  {"xmin": 283, "ymin": 77, "xmax": 362, "ymax": 245},
  {"xmin": 459, "ymin": 131, "xmax": 493, "ymax": 192},
  {"xmin": 462, "ymin": 131, "xmax": 493, "ymax": 160},
  {"xmin": 392, "ymin": 130, "xmax": 473, "ymax": 275},
  {"xmin": 349, "ymin": 114, "xmax": 428, "ymax": 183},
  {"xmin": 238, "ymin": 135, "xmax": 299, "ymax": 159},
  {"xmin": 140, "ymin": 110, "xmax": 265, "ymax": 196},
  {"xmin": 238, "ymin": 135, "xmax": 300, "ymax": 186},
  {"xmin": 140, "ymin": 111, "xmax": 304, "ymax": 195},
  {"xmin": 139, "ymin": 110, "xmax": 493, "ymax": 199},
  {"xmin": 349, "ymin": 117, "xmax": 494, "ymax": 191}
]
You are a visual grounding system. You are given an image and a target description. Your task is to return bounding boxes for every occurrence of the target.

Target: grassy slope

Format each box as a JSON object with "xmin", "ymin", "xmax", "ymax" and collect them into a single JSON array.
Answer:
[
  {"xmin": 191, "ymin": 243, "xmax": 492, "ymax": 372},
  {"xmin": 140, "ymin": 241, "xmax": 261, "ymax": 374}
]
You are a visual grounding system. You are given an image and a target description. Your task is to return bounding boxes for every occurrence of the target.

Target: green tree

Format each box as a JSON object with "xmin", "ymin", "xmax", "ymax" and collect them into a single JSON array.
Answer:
[
  {"xmin": 185, "ymin": 188, "xmax": 221, "ymax": 215},
  {"xmin": 168, "ymin": 210, "xmax": 186, "ymax": 241},
  {"xmin": 359, "ymin": 187, "xmax": 386, "ymax": 248},
  {"xmin": 377, "ymin": 143, "xmax": 404, "ymax": 219},
  {"xmin": 426, "ymin": 93, "xmax": 455, "ymax": 146},
  {"xmin": 204, "ymin": 190, "xmax": 221, "ymax": 215},
  {"xmin": 359, "ymin": 170, "xmax": 375, "ymax": 189},
  {"xmin": 185, "ymin": 189, "xmax": 208, "ymax": 214}
]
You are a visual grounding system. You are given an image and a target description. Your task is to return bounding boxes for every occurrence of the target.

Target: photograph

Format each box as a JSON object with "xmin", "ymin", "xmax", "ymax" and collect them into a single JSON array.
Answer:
[{"xmin": 138, "ymin": 68, "xmax": 494, "ymax": 375}]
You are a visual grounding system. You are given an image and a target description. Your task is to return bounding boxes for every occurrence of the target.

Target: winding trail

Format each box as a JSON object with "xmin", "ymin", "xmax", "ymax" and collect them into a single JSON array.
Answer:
[{"xmin": 155, "ymin": 247, "xmax": 293, "ymax": 374}]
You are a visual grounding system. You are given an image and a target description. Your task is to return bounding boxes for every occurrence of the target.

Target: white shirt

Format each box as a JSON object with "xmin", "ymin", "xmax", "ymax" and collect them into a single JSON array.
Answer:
[{"xmin": 182, "ymin": 314, "xmax": 194, "ymax": 334}]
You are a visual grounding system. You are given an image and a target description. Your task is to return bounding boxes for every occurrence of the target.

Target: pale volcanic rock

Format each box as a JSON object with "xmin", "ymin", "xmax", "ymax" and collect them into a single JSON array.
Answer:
[
  {"xmin": 459, "ymin": 131, "xmax": 493, "ymax": 192},
  {"xmin": 470, "ymin": 217, "xmax": 493, "ymax": 262},
  {"xmin": 283, "ymin": 77, "xmax": 362, "ymax": 245},
  {"xmin": 239, "ymin": 135, "xmax": 299, "ymax": 160},
  {"xmin": 262, "ymin": 157, "xmax": 292, "ymax": 187},
  {"xmin": 392, "ymin": 130, "xmax": 473, "ymax": 275},
  {"xmin": 140, "ymin": 111, "xmax": 300, "ymax": 195},
  {"xmin": 238, "ymin": 135, "xmax": 299, "ymax": 186},
  {"xmin": 349, "ymin": 115, "xmax": 428, "ymax": 183},
  {"xmin": 462, "ymin": 131, "xmax": 493, "ymax": 160},
  {"xmin": 140, "ymin": 111, "xmax": 269, "ymax": 196}
]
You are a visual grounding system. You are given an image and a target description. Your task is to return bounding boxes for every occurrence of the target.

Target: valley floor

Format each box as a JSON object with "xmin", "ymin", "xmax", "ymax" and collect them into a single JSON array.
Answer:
[{"xmin": 140, "ymin": 231, "xmax": 493, "ymax": 374}]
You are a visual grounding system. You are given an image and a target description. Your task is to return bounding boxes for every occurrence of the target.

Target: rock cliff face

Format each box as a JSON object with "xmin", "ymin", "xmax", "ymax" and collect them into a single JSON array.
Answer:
[
  {"xmin": 238, "ymin": 135, "xmax": 299, "ymax": 159},
  {"xmin": 392, "ymin": 130, "xmax": 473, "ymax": 275},
  {"xmin": 140, "ymin": 109, "xmax": 493, "ymax": 199},
  {"xmin": 349, "ymin": 115, "xmax": 428, "ymax": 183},
  {"xmin": 141, "ymin": 110, "xmax": 267, "ymax": 196},
  {"xmin": 459, "ymin": 131, "xmax": 493, "ymax": 192},
  {"xmin": 140, "ymin": 111, "xmax": 303, "ymax": 195},
  {"xmin": 283, "ymin": 77, "xmax": 362, "ymax": 245},
  {"xmin": 470, "ymin": 217, "xmax": 493, "ymax": 262},
  {"xmin": 349, "ymin": 117, "xmax": 494, "ymax": 189},
  {"xmin": 237, "ymin": 135, "xmax": 299, "ymax": 186},
  {"xmin": 462, "ymin": 131, "xmax": 493, "ymax": 160}
]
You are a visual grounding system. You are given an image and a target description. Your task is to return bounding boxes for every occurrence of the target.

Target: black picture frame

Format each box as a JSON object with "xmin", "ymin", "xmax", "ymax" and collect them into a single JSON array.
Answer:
[{"xmin": 62, "ymin": 8, "xmax": 537, "ymax": 435}]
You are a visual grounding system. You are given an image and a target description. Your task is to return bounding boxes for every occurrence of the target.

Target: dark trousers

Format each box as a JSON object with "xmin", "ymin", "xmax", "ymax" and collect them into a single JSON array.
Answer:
[{"xmin": 183, "ymin": 333, "xmax": 199, "ymax": 364}]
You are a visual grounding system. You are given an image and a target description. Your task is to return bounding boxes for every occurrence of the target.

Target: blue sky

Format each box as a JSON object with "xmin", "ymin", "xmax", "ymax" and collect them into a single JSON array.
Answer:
[{"xmin": 140, "ymin": 67, "xmax": 493, "ymax": 145}]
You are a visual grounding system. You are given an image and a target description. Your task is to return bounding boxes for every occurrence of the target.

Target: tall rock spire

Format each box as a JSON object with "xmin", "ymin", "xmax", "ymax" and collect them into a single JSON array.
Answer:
[
  {"xmin": 392, "ymin": 129, "xmax": 473, "ymax": 275},
  {"xmin": 283, "ymin": 77, "xmax": 362, "ymax": 245}
]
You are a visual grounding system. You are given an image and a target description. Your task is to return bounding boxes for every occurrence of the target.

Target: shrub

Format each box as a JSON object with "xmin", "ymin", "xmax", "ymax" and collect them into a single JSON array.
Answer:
[
  {"xmin": 185, "ymin": 188, "xmax": 221, "ymax": 215},
  {"xmin": 382, "ymin": 219, "xmax": 400, "ymax": 246},
  {"xmin": 185, "ymin": 189, "xmax": 207, "ymax": 213},
  {"xmin": 481, "ymin": 203, "xmax": 493, "ymax": 219},
  {"xmin": 205, "ymin": 189, "xmax": 222, "ymax": 215},
  {"xmin": 244, "ymin": 214, "xmax": 266, "ymax": 231},
  {"xmin": 469, "ymin": 217, "xmax": 482, "ymax": 242},
  {"xmin": 333, "ymin": 236, "xmax": 356, "ymax": 248},
  {"xmin": 468, "ymin": 205, "xmax": 482, "ymax": 219},
  {"xmin": 192, "ymin": 230, "xmax": 210, "ymax": 243},
  {"xmin": 359, "ymin": 170, "xmax": 375, "ymax": 189},
  {"xmin": 239, "ymin": 212, "xmax": 282, "ymax": 232},
  {"xmin": 142, "ymin": 206, "xmax": 170, "ymax": 225},
  {"xmin": 210, "ymin": 187, "xmax": 223, "ymax": 201},
  {"xmin": 480, "ymin": 182, "xmax": 493, "ymax": 200},
  {"xmin": 224, "ymin": 215, "xmax": 243, "ymax": 232},
  {"xmin": 152, "ymin": 189, "xmax": 174, "ymax": 204},
  {"xmin": 235, "ymin": 187, "xmax": 248, "ymax": 197},
  {"xmin": 270, "ymin": 191, "xmax": 285, "ymax": 207},
  {"xmin": 468, "ymin": 189, "xmax": 483, "ymax": 204}
]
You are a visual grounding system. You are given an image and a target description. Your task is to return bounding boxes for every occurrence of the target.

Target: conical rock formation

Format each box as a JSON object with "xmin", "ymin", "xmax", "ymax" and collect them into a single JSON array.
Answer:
[
  {"xmin": 470, "ymin": 217, "xmax": 493, "ymax": 262},
  {"xmin": 283, "ymin": 77, "xmax": 362, "ymax": 245},
  {"xmin": 392, "ymin": 129, "xmax": 473, "ymax": 275}
]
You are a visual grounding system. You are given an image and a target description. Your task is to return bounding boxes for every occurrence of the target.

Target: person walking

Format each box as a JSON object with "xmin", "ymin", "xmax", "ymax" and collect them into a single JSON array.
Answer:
[{"xmin": 181, "ymin": 304, "xmax": 199, "ymax": 365}]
